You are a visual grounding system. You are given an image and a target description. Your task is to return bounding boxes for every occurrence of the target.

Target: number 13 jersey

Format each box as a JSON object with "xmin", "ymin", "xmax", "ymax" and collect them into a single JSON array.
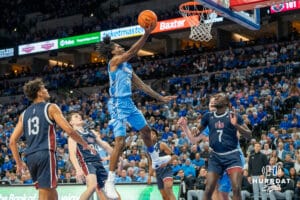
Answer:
[{"xmin": 23, "ymin": 102, "xmax": 56, "ymax": 156}]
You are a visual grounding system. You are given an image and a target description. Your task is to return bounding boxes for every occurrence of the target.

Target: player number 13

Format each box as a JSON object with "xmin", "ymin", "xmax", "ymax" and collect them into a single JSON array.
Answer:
[{"xmin": 217, "ymin": 130, "xmax": 223, "ymax": 142}]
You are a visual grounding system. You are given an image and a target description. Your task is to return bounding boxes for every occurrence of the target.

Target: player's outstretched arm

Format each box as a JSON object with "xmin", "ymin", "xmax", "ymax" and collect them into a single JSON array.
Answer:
[
  {"xmin": 9, "ymin": 115, "xmax": 27, "ymax": 174},
  {"xmin": 48, "ymin": 104, "xmax": 90, "ymax": 149},
  {"xmin": 177, "ymin": 117, "xmax": 205, "ymax": 144},
  {"xmin": 91, "ymin": 130, "xmax": 113, "ymax": 155},
  {"xmin": 68, "ymin": 137, "xmax": 85, "ymax": 181},
  {"xmin": 132, "ymin": 72, "xmax": 177, "ymax": 102},
  {"xmin": 110, "ymin": 24, "xmax": 155, "ymax": 67}
]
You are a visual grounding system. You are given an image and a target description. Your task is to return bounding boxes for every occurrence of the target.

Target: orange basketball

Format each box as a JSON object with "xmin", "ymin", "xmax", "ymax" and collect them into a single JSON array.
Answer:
[{"xmin": 138, "ymin": 10, "xmax": 157, "ymax": 29}]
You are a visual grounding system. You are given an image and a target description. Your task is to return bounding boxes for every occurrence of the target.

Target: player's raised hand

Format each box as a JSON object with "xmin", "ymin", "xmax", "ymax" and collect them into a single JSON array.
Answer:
[
  {"xmin": 160, "ymin": 95, "xmax": 177, "ymax": 103},
  {"xmin": 144, "ymin": 22, "xmax": 156, "ymax": 34},
  {"xmin": 230, "ymin": 108, "xmax": 238, "ymax": 126},
  {"xmin": 177, "ymin": 117, "xmax": 187, "ymax": 127}
]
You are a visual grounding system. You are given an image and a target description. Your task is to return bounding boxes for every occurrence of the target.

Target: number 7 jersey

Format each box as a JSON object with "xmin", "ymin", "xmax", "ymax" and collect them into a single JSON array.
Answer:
[
  {"xmin": 23, "ymin": 102, "xmax": 56, "ymax": 155},
  {"xmin": 201, "ymin": 111, "xmax": 244, "ymax": 153}
]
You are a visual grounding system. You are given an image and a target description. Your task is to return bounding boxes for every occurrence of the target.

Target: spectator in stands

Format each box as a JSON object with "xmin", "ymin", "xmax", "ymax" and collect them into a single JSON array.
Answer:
[
  {"xmin": 192, "ymin": 153, "xmax": 206, "ymax": 175},
  {"xmin": 283, "ymin": 154, "xmax": 295, "ymax": 171},
  {"xmin": 187, "ymin": 167, "xmax": 207, "ymax": 200},
  {"xmin": 182, "ymin": 159, "xmax": 196, "ymax": 178},
  {"xmin": 261, "ymin": 143, "xmax": 272, "ymax": 159},
  {"xmin": 1, "ymin": 155, "xmax": 13, "ymax": 172},
  {"xmin": 248, "ymin": 142, "xmax": 268, "ymax": 200},
  {"xmin": 126, "ymin": 167, "xmax": 137, "ymax": 182},
  {"xmin": 268, "ymin": 168, "xmax": 294, "ymax": 200},
  {"xmin": 280, "ymin": 115, "xmax": 292, "ymax": 130},
  {"xmin": 127, "ymin": 147, "xmax": 141, "ymax": 162},
  {"xmin": 116, "ymin": 169, "xmax": 132, "ymax": 183},
  {"xmin": 171, "ymin": 159, "xmax": 182, "ymax": 176},
  {"xmin": 136, "ymin": 168, "xmax": 148, "ymax": 183}
]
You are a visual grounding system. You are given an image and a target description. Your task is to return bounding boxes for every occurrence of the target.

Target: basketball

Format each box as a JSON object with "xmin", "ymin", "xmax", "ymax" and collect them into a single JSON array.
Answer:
[{"xmin": 138, "ymin": 10, "xmax": 157, "ymax": 29}]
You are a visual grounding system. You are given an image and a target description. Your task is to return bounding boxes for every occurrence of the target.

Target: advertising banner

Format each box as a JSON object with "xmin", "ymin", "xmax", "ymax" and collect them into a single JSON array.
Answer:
[
  {"xmin": 18, "ymin": 40, "xmax": 58, "ymax": 55},
  {"xmin": 230, "ymin": 0, "xmax": 284, "ymax": 11},
  {"xmin": 0, "ymin": 48, "xmax": 14, "ymax": 59},
  {"xmin": 58, "ymin": 32, "xmax": 101, "ymax": 49},
  {"xmin": 100, "ymin": 25, "xmax": 144, "ymax": 40},
  {"xmin": 152, "ymin": 16, "xmax": 200, "ymax": 33},
  {"xmin": 0, "ymin": 184, "xmax": 179, "ymax": 200},
  {"xmin": 100, "ymin": 16, "xmax": 200, "ymax": 41},
  {"xmin": 270, "ymin": 0, "xmax": 300, "ymax": 14}
]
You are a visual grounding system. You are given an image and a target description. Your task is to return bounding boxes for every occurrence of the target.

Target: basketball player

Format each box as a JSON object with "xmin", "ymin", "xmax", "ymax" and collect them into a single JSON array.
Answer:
[
  {"xmin": 67, "ymin": 111, "xmax": 120, "ymax": 200},
  {"xmin": 9, "ymin": 78, "xmax": 94, "ymax": 200},
  {"xmin": 178, "ymin": 93, "xmax": 251, "ymax": 200},
  {"xmin": 97, "ymin": 23, "xmax": 177, "ymax": 198},
  {"xmin": 148, "ymin": 128, "xmax": 177, "ymax": 200}
]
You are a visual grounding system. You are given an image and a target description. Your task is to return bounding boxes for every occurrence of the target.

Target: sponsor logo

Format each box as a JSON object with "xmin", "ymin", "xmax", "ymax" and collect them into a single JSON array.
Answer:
[
  {"xmin": 22, "ymin": 46, "xmax": 35, "ymax": 53},
  {"xmin": 0, "ymin": 48, "xmax": 14, "ymax": 58},
  {"xmin": 41, "ymin": 43, "xmax": 54, "ymax": 50},
  {"xmin": 60, "ymin": 40, "xmax": 75, "ymax": 47}
]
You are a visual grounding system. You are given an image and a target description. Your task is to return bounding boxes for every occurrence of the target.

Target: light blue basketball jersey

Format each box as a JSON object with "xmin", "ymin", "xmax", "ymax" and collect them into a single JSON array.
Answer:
[
  {"xmin": 107, "ymin": 61, "xmax": 147, "ymax": 136},
  {"xmin": 108, "ymin": 62, "xmax": 132, "ymax": 98}
]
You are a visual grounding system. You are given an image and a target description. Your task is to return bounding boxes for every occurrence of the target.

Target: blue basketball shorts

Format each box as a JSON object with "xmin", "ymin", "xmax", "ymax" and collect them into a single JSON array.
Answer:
[
  {"xmin": 26, "ymin": 150, "xmax": 57, "ymax": 189},
  {"xmin": 208, "ymin": 149, "xmax": 243, "ymax": 176},
  {"xmin": 218, "ymin": 173, "xmax": 231, "ymax": 193},
  {"xmin": 81, "ymin": 161, "xmax": 108, "ymax": 189},
  {"xmin": 156, "ymin": 165, "xmax": 173, "ymax": 190},
  {"xmin": 108, "ymin": 97, "xmax": 147, "ymax": 137},
  {"xmin": 217, "ymin": 149, "xmax": 245, "ymax": 193}
]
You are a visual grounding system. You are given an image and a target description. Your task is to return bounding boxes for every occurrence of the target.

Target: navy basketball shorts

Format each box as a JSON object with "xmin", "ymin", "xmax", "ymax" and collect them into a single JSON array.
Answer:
[
  {"xmin": 156, "ymin": 165, "xmax": 174, "ymax": 190},
  {"xmin": 208, "ymin": 150, "xmax": 243, "ymax": 176},
  {"xmin": 26, "ymin": 150, "xmax": 57, "ymax": 189},
  {"xmin": 82, "ymin": 162, "xmax": 108, "ymax": 189}
]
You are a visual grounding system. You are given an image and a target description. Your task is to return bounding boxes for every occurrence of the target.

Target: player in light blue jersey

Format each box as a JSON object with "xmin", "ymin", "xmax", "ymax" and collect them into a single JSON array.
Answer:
[{"xmin": 97, "ymin": 24, "xmax": 177, "ymax": 199}]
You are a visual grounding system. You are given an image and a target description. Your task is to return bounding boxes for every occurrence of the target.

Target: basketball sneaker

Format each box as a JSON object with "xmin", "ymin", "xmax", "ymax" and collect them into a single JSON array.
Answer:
[{"xmin": 104, "ymin": 175, "xmax": 118, "ymax": 199}]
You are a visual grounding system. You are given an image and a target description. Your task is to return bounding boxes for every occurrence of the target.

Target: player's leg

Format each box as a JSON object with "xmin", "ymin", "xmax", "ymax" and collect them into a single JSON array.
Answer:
[
  {"xmin": 127, "ymin": 110, "xmax": 170, "ymax": 168},
  {"xmin": 38, "ymin": 188, "xmax": 58, "ymax": 200},
  {"xmin": 27, "ymin": 151, "xmax": 58, "ymax": 200},
  {"xmin": 163, "ymin": 177, "xmax": 176, "ymax": 200},
  {"xmin": 203, "ymin": 172, "xmax": 220, "ymax": 200},
  {"xmin": 104, "ymin": 119, "xmax": 126, "ymax": 199},
  {"xmin": 96, "ymin": 162, "xmax": 121, "ymax": 200},
  {"xmin": 80, "ymin": 174, "xmax": 97, "ymax": 200},
  {"xmin": 159, "ymin": 189, "xmax": 169, "ymax": 200},
  {"xmin": 227, "ymin": 170, "xmax": 242, "ymax": 200},
  {"xmin": 204, "ymin": 152, "xmax": 222, "ymax": 200}
]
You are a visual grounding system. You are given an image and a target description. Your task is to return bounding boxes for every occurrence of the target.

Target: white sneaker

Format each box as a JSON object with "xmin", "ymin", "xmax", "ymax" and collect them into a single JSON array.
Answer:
[
  {"xmin": 104, "ymin": 180, "xmax": 118, "ymax": 199},
  {"xmin": 152, "ymin": 155, "xmax": 171, "ymax": 169}
]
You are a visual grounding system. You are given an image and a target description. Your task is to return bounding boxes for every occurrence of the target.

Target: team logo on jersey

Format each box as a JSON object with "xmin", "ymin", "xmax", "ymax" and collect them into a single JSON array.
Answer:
[
  {"xmin": 215, "ymin": 121, "xmax": 224, "ymax": 129},
  {"xmin": 87, "ymin": 136, "xmax": 95, "ymax": 143}
]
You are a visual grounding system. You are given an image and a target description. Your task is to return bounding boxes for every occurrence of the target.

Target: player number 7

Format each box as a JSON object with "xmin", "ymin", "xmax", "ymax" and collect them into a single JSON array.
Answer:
[{"xmin": 217, "ymin": 130, "xmax": 223, "ymax": 142}]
